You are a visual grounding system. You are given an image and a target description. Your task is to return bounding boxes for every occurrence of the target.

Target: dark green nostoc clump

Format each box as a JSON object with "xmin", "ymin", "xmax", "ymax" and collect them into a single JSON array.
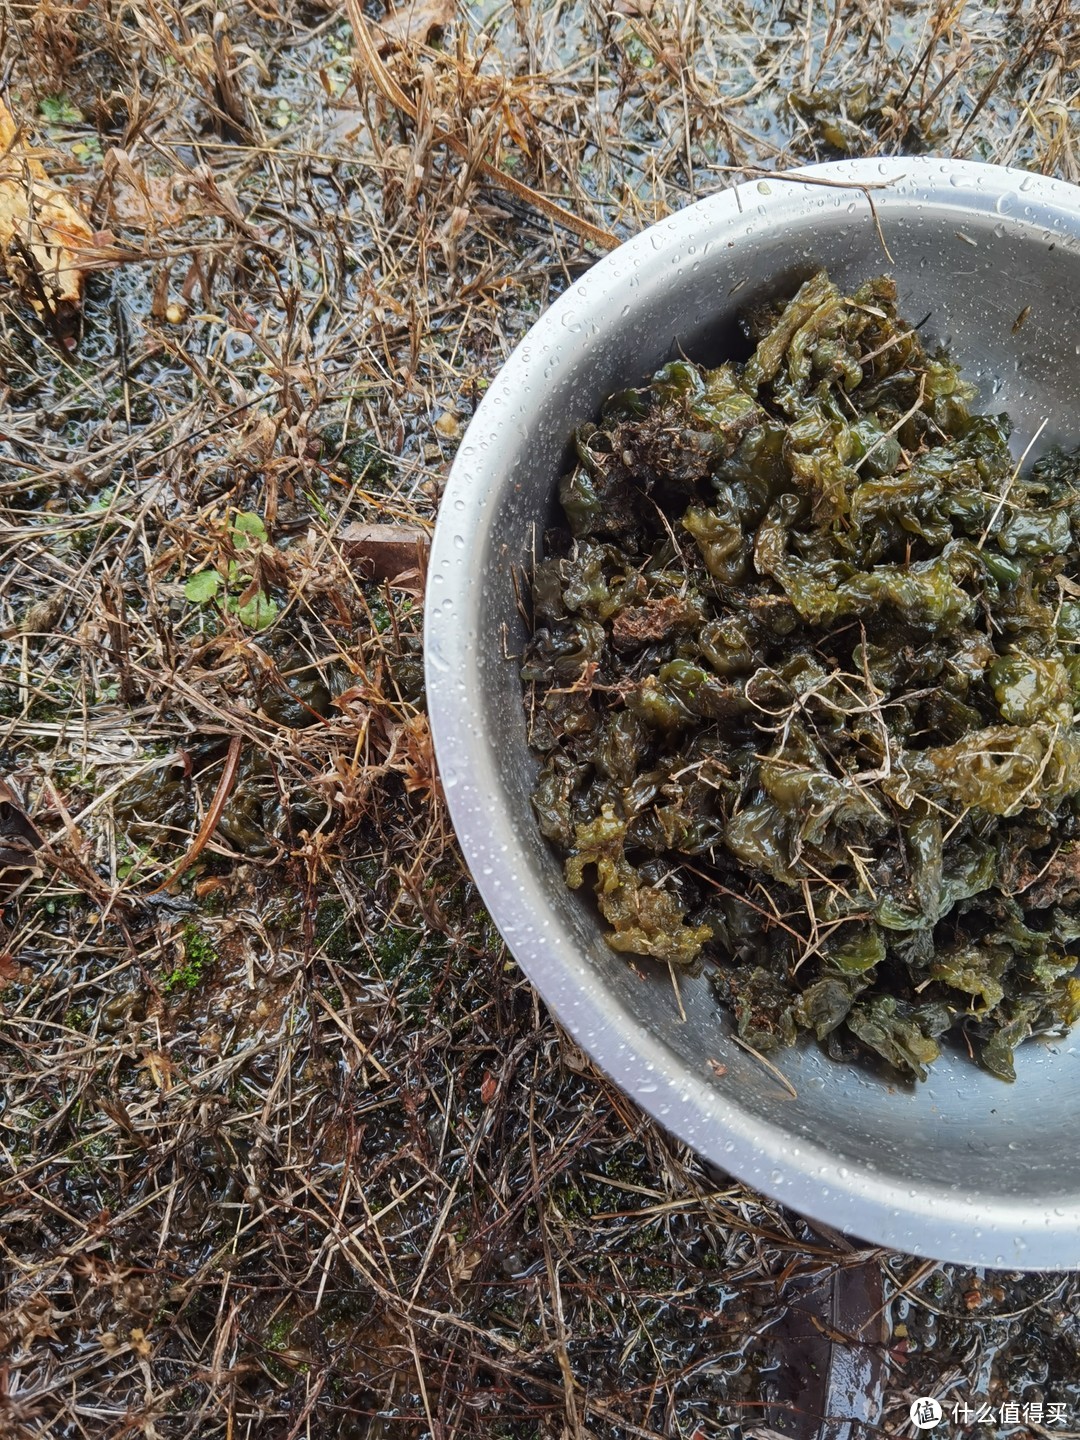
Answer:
[{"xmin": 522, "ymin": 269, "xmax": 1080, "ymax": 1083}]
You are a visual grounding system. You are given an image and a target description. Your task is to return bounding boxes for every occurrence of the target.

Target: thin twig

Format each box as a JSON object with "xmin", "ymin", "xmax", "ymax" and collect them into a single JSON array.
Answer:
[
  {"xmin": 148, "ymin": 735, "xmax": 243, "ymax": 893},
  {"xmin": 730, "ymin": 1035, "xmax": 799, "ymax": 1099}
]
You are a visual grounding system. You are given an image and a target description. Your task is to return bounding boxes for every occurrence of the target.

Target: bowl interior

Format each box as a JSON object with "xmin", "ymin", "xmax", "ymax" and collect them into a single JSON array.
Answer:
[{"xmin": 428, "ymin": 160, "xmax": 1080, "ymax": 1265}]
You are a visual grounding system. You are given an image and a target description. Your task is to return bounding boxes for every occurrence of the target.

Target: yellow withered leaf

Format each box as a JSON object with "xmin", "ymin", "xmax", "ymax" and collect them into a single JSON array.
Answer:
[{"xmin": 0, "ymin": 98, "xmax": 95, "ymax": 335}]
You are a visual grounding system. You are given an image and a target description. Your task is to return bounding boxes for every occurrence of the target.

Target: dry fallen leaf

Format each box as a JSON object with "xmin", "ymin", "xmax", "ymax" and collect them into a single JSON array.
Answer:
[
  {"xmin": 378, "ymin": 0, "xmax": 456, "ymax": 47},
  {"xmin": 0, "ymin": 776, "xmax": 44, "ymax": 901},
  {"xmin": 556, "ymin": 1030, "xmax": 591, "ymax": 1075},
  {"xmin": 447, "ymin": 1235, "xmax": 482, "ymax": 1283},
  {"xmin": 393, "ymin": 713, "xmax": 439, "ymax": 801},
  {"xmin": 0, "ymin": 98, "xmax": 95, "ymax": 337},
  {"xmin": 340, "ymin": 522, "xmax": 431, "ymax": 594},
  {"xmin": 103, "ymin": 147, "xmax": 191, "ymax": 229}
]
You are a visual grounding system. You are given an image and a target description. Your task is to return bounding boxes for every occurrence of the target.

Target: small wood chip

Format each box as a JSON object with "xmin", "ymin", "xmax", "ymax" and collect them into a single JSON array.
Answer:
[{"xmin": 340, "ymin": 522, "xmax": 431, "ymax": 591}]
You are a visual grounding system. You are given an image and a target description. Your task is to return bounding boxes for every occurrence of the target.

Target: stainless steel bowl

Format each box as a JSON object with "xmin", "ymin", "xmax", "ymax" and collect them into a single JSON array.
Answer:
[{"xmin": 425, "ymin": 157, "xmax": 1080, "ymax": 1269}]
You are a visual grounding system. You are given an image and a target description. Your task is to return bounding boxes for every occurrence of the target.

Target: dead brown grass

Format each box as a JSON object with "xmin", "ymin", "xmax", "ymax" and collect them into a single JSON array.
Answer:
[{"xmin": 0, "ymin": 0, "xmax": 1079, "ymax": 1435}]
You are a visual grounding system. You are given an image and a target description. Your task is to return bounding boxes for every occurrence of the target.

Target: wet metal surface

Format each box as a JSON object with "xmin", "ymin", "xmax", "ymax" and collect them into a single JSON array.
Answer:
[{"xmin": 427, "ymin": 157, "xmax": 1080, "ymax": 1269}]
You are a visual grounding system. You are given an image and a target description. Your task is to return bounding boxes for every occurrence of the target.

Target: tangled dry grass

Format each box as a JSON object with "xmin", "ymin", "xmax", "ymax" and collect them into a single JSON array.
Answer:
[{"xmin": 1, "ymin": 0, "xmax": 1080, "ymax": 1435}]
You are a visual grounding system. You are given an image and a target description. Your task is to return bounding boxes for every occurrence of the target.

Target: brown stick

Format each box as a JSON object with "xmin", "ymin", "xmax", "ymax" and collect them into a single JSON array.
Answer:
[{"xmin": 149, "ymin": 736, "xmax": 243, "ymax": 893}]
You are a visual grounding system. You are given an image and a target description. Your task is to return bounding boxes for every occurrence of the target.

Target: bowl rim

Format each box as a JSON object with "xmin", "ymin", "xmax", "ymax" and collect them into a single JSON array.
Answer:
[{"xmin": 424, "ymin": 156, "xmax": 1080, "ymax": 1269}]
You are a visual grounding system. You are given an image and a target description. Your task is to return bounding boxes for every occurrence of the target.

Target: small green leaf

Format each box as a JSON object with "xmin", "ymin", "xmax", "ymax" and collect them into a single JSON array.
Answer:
[
  {"xmin": 39, "ymin": 95, "xmax": 83, "ymax": 124},
  {"xmin": 233, "ymin": 591, "xmax": 279, "ymax": 630},
  {"xmin": 86, "ymin": 486, "xmax": 116, "ymax": 514},
  {"xmin": 304, "ymin": 488, "xmax": 331, "ymax": 525},
  {"xmin": 232, "ymin": 511, "xmax": 268, "ymax": 549},
  {"xmin": 185, "ymin": 570, "xmax": 222, "ymax": 604},
  {"xmin": 71, "ymin": 136, "xmax": 103, "ymax": 162}
]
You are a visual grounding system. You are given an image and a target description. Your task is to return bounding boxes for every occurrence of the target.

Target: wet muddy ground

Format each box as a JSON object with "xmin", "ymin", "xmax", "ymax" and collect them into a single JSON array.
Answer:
[{"xmin": 1, "ymin": 0, "xmax": 1079, "ymax": 1435}]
